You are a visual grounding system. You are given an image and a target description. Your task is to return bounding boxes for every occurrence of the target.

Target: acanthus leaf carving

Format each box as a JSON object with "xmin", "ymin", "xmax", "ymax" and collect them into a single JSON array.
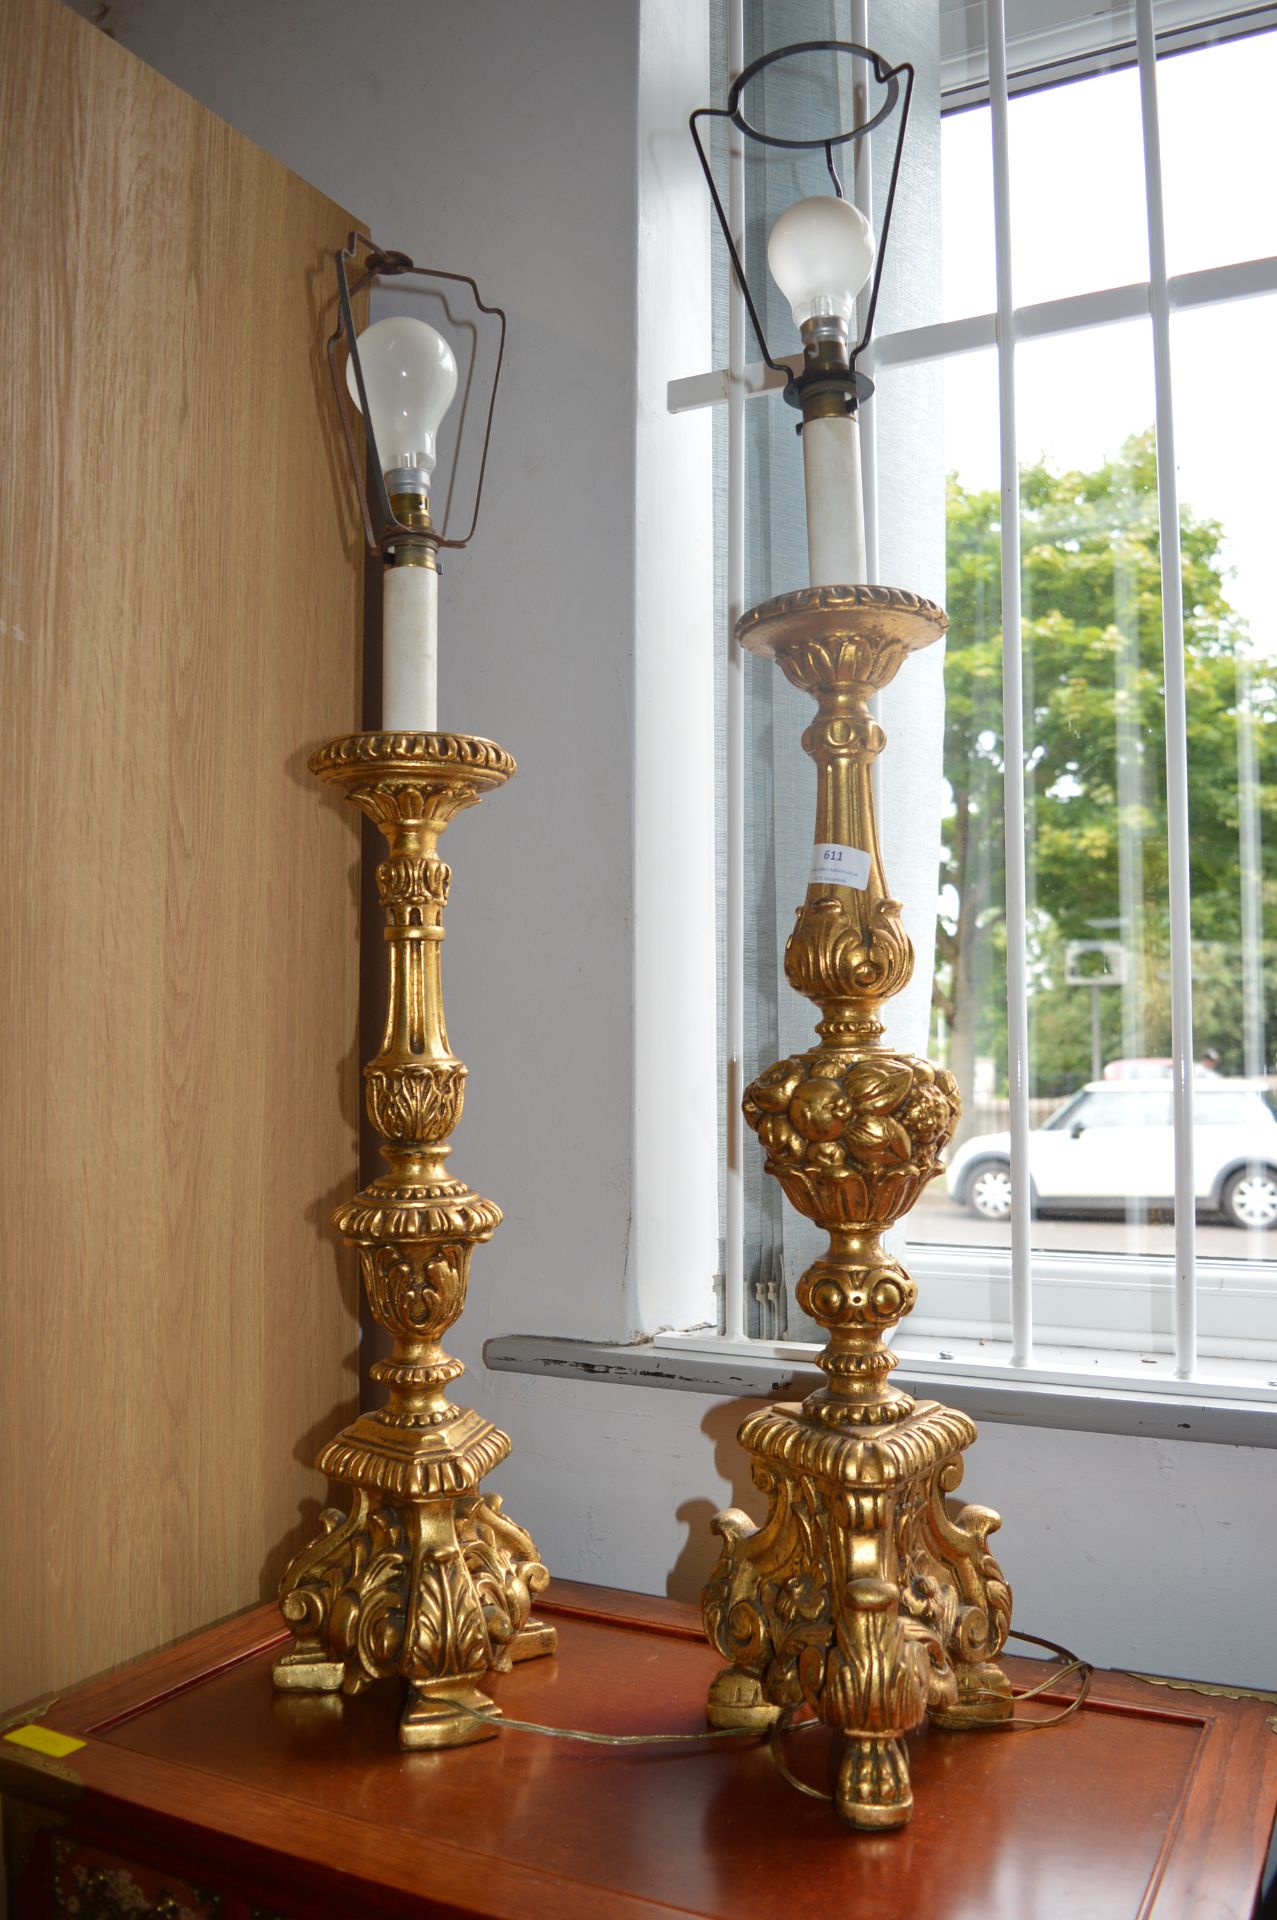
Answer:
[
  {"xmin": 706, "ymin": 592, "xmax": 1013, "ymax": 1827},
  {"xmin": 704, "ymin": 1418, "xmax": 1013, "ymax": 1828},
  {"xmin": 275, "ymin": 732, "xmax": 555, "ymax": 1740},
  {"xmin": 785, "ymin": 894, "xmax": 915, "ymax": 1009},
  {"xmin": 360, "ymin": 1241, "xmax": 471, "ymax": 1344},
  {"xmin": 365, "ymin": 1061, "xmax": 467, "ymax": 1144},
  {"xmin": 377, "ymin": 852, "xmax": 452, "ymax": 911}
]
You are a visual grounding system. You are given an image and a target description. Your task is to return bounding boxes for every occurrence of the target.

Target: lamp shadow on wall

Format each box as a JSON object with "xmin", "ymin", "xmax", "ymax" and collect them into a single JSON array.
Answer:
[
  {"xmin": 257, "ymin": 1395, "xmax": 357, "ymax": 1603},
  {"xmin": 281, "ymin": 737, "xmax": 363, "ymax": 1153},
  {"xmin": 666, "ymin": 1376, "xmax": 822, "ymax": 1603},
  {"xmin": 263, "ymin": 751, "xmax": 363, "ymax": 1604},
  {"xmin": 285, "ymin": 733, "xmax": 364, "ymax": 1337},
  {"xmin": 280, "ymin": 963, "xmax": 363, "ymax": 1602},
  {"xmin": 258, "ymin": 1165, "xmax": 362, "ymax": 1596}
]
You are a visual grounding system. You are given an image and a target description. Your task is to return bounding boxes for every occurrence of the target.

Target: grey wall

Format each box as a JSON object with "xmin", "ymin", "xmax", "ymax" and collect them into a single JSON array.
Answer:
[{"xmin": 86, "ymin": 0, "xmax": 1277, "ymax": 1692}]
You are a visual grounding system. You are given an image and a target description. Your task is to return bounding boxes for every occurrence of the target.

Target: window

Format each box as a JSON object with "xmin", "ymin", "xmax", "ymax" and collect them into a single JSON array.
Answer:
[
  {"xmin": 1198, "ymin": 1091, "xmax": 1276, "ymax": 1128},
  {"xmin": 1053, "ymin": 1091, "xmax": 1172, "ymax": 1131},
  {"xmin": 660, "ymin": 0, "xmax": 1277, "ymax": 1417}
]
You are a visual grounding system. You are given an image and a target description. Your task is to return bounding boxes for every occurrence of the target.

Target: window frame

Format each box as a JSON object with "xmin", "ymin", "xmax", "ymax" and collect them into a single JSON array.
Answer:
[
  {"xmin": 493, "ymin": 2, "xmax": 1277, "ymax": 1438},
  {"xmin": 658, "ymin": 0, "xmax": 1277, "ymax": 1419}
]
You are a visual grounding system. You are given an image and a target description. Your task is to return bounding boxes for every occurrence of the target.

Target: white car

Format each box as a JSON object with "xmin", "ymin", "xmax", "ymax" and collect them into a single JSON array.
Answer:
[{"xmin": 945, "ymin": 1079, "xmax": 1277, "ymax": 1229}]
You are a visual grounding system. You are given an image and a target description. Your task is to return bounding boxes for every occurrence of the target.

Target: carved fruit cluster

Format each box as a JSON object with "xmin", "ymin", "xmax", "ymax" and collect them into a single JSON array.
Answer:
[{"xmin": 743, "ymin": 1050, "xmax": 961, "ymax": 1231}]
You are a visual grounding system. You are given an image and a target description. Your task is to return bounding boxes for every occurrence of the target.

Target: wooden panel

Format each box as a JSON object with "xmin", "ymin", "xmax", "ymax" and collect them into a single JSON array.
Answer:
[
  {"xmin": 0, "ymin": 0, "xmax": 365, "ymax": 1707},
  {"xmin": 3, "ymin": 1587, "xmax": 1277, "ymax": 1919}
]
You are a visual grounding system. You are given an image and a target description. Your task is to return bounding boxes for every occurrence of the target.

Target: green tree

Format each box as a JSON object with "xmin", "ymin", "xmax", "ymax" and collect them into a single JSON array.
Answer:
[{"xmin": 935, "ymin": 431, "xmax": 1277, "ymax": 1120}]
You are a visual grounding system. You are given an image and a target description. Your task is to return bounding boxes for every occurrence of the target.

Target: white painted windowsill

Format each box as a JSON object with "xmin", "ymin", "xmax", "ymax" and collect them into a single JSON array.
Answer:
[{"xmin": 484, "ymin": 1326, "xmax": 1277, "ymax": 1449}]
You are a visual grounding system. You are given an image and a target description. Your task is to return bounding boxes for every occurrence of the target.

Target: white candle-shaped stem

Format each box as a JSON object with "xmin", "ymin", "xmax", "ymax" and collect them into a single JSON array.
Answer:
[
  {"xmin": 802, "ymin": 409, "xmax": 867, "ymax": 588},
  {"xmin": 383, "ymin": 556, "xmax": 439, "ymax": 733}
]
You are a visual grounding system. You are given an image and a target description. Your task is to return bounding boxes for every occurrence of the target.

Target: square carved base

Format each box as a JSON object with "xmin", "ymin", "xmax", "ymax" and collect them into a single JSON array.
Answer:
[
  {"xmin": 273, "ymin": 1421, "xmax": 555, "ymax": 1749},
  {"xmin": 703, "ymin": 1398, "xmax": 1012, "ymax": 1829}
]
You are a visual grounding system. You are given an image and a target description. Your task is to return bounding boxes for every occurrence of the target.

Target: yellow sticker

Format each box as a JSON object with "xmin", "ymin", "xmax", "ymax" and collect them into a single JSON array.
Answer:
[{"xmin": 4, "ymin": 1724, "xmax": 86, "ymax": 1758}]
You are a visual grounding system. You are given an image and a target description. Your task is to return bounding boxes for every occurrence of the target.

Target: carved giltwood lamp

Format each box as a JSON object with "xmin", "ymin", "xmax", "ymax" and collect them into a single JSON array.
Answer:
[
  {"xmin": 692, "ymin": 44, "xmax": 1014, "ymax": 1829},
  {"xmin": 272, "ymin": 235, "xmax": 555, "ymax": 1749}
]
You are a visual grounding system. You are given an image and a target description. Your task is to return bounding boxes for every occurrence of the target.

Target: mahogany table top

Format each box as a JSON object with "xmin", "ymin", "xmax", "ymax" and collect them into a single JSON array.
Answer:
[{"xmin": 3, "ymin": 1581, "xmax": 1276, "ymax": 1919}]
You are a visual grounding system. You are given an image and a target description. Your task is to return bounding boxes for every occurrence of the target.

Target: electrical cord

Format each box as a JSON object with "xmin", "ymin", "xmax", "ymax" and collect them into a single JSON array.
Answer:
[
  {"xmin": 960, "ymin": 1629, "xmax": 1095, "ymax": 1730},
  {"xmin": 764, "ymin": 1629, "xmax": 1094, "ymax": 1807},
  {"xmin": 433, "ymin": 1627, "xmax": 1092, "ymax": 1808}
]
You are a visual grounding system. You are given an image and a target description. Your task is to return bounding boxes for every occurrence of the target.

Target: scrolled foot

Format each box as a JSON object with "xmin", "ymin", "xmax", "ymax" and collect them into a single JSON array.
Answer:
[
  {"xmin": 271, "ymin": 1648, "xmax": 345, "ymax": 1693},
  {"xmin": 929, "ymin": 1659, "xmax": 1014, "ymax": 1729},
  {"xmin": 508, "ymin": 1619, "xmax": 558, "ymax": 1663},
  {"xmin": 707, "ymin": 1666, "xmax": 782, "ymax": 1732},
  {"xmin": 836, "ymin": 1734, "xmax": 913, "ymax": 1831},
  {"xmin": 400, "ymin": 1679, "xmax": 500, "ymax": 1750}
]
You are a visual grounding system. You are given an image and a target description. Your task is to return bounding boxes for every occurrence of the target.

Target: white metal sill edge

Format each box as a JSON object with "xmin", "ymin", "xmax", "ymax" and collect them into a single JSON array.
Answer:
[{"xmin": 484, "ymin": 1332, "xmax": 1277, "ymax": 1448}]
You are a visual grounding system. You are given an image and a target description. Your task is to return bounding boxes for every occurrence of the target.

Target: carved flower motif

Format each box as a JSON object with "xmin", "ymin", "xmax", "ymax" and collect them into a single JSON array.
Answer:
[
  {"xmin": 899, "ymin": 1083, "xmax": 953, "ymax": 1149},
  {"xmin": 776, "ymin": 1566, "xmax": 828, "ymax": 1625}
]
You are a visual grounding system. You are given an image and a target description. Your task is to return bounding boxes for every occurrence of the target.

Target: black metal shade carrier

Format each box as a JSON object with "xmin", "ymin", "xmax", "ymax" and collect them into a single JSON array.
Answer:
[{"xmin": 689, "ymin": 39, "xmax": 914, "ymax": 416}]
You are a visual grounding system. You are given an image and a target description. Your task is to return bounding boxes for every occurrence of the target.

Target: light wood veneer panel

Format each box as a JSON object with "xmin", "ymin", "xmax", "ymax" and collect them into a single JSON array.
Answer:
[{"xmin": 0, "ymin": 0, "xmax": 365, "ymax": 1705}]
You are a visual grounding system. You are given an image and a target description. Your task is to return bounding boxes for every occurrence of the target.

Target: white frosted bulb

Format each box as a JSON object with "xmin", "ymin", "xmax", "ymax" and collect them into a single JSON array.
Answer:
[
  {"xmin": 346, "ymin": 315, "xmax": 458, "ymax": 479},
  {"xmin": 767, "ymin": 196, "xmax": 876, "ymax": 330}
]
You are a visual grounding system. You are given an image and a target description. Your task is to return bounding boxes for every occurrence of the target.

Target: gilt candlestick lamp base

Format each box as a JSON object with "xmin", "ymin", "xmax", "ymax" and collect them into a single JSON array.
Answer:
[
  {"xmin": 702, "ymin": 588, "xmax": 1013, "ymax": 1830},
  {"xmin": 273, "ymin": 733, "xmax": 555, "ymax": 1750}
]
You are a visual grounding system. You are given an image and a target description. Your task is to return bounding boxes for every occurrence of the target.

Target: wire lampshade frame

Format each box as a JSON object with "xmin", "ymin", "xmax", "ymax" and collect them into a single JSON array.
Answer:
[
  {"xmin": 330, "ymin": 229, "xmax": 507, "ymax": 557},
  {"xmin": 689, "ymin": 39, "xmax": 914, "ymax": 409}
]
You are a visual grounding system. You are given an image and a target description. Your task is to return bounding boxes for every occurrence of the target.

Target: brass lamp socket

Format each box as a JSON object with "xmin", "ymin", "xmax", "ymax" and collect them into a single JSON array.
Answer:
[
  {"xmin": 387, "ymin": 484, "xmax": 439, "ymax": 570},
  {"xmin": 788, "ymin": 316, "xmax": 874, "ymax": 425}
]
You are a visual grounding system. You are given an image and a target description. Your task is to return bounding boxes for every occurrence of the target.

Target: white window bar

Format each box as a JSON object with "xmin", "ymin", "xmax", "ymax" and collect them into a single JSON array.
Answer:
[
  {"xmin": 987, "ymin": 0, "xmax": 1035, "ymax": 1368},
  {"xmin": 723, "ymin": 0, "xmax": 746, "ymax": 1341},
  {"xmin": 671, "ymin": 255, "xmax": 1277, "ymax": 415},
  {"xmin": 852, "ymin": 3, "xmax": 884, "ymax": 824},
  {"xmin": 852, "ymin": 0, "xmax": 880, "ymax": 588},
  {"xmin": 1238, "ymin": 656, "xmax": 1266, "ymax": 1081},
  {"xmin": 1136, "ymin": 0, "xmax": 1197, "ymax": 1379}
]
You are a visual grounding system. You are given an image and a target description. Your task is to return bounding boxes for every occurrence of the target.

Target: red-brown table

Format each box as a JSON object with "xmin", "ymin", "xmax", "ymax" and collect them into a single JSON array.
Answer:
[{"xmin": 4, "ymin": 1582, "xmax": 1276, "ymax": 1918}]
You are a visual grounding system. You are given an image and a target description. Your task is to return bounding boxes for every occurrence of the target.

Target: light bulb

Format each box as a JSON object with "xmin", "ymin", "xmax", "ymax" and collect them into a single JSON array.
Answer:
[
  {"xmin": 767, "ymin": 195, "xmax": 876, "ymax": 331},
  {"xmin": 346, "ymin": 314, "xmax": 458, "ymax": 481}
]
